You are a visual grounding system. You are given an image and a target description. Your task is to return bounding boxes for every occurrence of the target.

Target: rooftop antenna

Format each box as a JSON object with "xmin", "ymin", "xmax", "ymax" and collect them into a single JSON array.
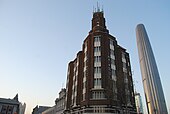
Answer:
[
  {"xmin": 97, "ymin": 2, "xmax": 100, "ymax": 12},
  {"xmin": 102, "ymin": 5, "xmax": 104, "ymax": 12},
  {"xmin": 93, "ymin": 5, "xmax": 94, "ymax": 13}
]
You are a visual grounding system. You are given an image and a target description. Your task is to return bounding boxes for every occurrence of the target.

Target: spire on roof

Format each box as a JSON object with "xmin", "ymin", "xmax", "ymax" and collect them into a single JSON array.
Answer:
[
  {"xmin": 13, "ymin": 94, "xmax": 18, "ymax": 101},
  {"xmin": 97, "ymin": 2, "xmax": 100, "ymax": 12}
]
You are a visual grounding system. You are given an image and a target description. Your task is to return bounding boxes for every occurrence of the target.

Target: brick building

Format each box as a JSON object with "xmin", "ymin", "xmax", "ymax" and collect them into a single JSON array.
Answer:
[{"xmin": 64, "ymin": 9, "xmax": 137, "ymax": 114}]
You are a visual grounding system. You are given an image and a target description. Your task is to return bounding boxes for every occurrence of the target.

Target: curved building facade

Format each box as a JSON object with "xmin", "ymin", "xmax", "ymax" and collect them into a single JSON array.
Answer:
[
  {"xmin": 65, "ymin": 9, "xmax": 137, "ymax": 114},
  {"xmin": 136, "ymin": 24, "xmax": 168, "ymax": 114}
]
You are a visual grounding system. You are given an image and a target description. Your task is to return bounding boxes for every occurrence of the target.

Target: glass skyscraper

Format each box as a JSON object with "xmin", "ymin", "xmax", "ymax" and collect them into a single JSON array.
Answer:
[{"xmin": 136, "ymin": 24, "xmax": 168, "ymax": 114}]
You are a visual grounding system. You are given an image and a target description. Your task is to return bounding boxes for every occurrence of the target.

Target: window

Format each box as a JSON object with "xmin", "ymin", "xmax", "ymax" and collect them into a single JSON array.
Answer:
[
  {"xmin": 110, "ymin": 39, "xmax": 114, "ymax": 45},
  {"xmin": 122, "ymin": 57, "xmax": 126, "ymax": 63},
  {"xmin": 110, "ymin": 39, "xmax": 115, "ymax": 51},
  {"xmin": 94, "ymin": 36, "xmax": 101, "ymax": 42},
  {"xmin": 94, "ymin": 36, "xmax": 101, "ymax": 47},
  {"xmin": 83, "ymin": 93, "xmax": 85, "ymax": 101},
  {"xmin": 111, "ymin": 58, "xmax": 115, "ymax": 65},
  {"xmin": 94, "ymin": 56, "xmax": 101, "ymax": 62},
  {"xmin": 94, "ymin": 78, "xmax": 101, "ymax": 86},
  {"xmin": 127, "ymin": 62, "xmax": 130, "ymax": 66},
  {"xmin": 123, "ymin": 62, "xmax": 126, "ymax": 68},
  {"xmin": 92, "ymin": 91, "xmax": 105, "ymax": 99},
  {"xmin": 1, "ymin": 105, "xmax": 7, "ymax": 114},
  {"xmin": 122, "ymin": 53, "xmax": 127, "ymax": 64},
  {"xmin": 123, "ymin": 62, "xmax": 127, "ymax": 73},
  {"xmin": 94, "ymin": 47, "xmax": 101, "ymax": 52},
  {"xmin": 94, "ymin": 73, "xmax": 101, "ymax": 78},
  {"xmin": 122, "ymin": 52, "xmax": 126, "ymax": 59},
  {"xmin": 94, "ymin": 67, "xmax": 101, "ymax": 73},
  {"xmin": 111, "ymin": 69, "xmax": 116, "ymax": 76},
  {"xmin": 94, "ymin": 56, "xmax": 101, "ymax": 67},
  {"xmin": 93, "ymin": 106, "xmax": 105, "ymax": 113},
  {"xmin": 110, "ymin": 50, "xmax": 114, "ymax": 55}
]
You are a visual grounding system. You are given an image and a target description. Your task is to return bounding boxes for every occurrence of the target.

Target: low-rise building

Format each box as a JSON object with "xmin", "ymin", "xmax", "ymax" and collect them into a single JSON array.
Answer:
[
  {"xmin": 42, "ymin": 106, "xmax": 56, "ymax": 114},
  {"xmin": 0, "ymin": 94, "xmax": 26, "ymax": 114},
  {"xmin": 42, "ymin": 88, "xmax": 66, "ymax": 114},
  {"xmin": 32, "ymin": 105, "xmax": 51, "ymax": 114},
  {"xmin": 55, "ymin": 88, "xmax": 65, "ymax": 113}
]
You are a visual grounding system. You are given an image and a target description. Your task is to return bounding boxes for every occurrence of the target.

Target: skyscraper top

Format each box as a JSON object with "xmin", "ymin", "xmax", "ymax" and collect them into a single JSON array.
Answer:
[
  {"xmin": 91, "ymin": 4, "xmax": 109, "ymax": 33},
  {"xmin": 136, "ymin": 24, "xmax": 145, "ymax": 32},
  {"xmin": 136, "ymin": 24, "xmax": 168, "ymax": 114}
]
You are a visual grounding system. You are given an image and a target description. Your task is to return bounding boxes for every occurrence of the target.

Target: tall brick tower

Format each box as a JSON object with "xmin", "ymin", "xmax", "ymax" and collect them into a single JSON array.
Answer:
[{"xmin": 65, "ymin": 8, "xmax": 137, "ymax": 114}]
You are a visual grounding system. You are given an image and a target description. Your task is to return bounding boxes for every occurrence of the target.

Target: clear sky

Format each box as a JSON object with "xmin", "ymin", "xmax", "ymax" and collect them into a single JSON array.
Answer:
[{"xmin": 0, "ymin": 0, "xmax": 170, "ymax": 114}]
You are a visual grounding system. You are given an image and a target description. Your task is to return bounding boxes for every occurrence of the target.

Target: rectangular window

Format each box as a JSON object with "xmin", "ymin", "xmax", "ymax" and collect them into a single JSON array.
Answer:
[
  {"xmin": 94, "ymin": 78, "xmax": 101, "ymax": 87},
  {"xmin": 123, "ymin": 62, "xmax": 126, "ymax": 68},
  {"xmin": 92, "ymin": 91, "xmax": 105, "ymax": 99},
  {"xmin": 111, "ymin": 69, "xmax": 116, "ymax": 76},
  {"xmin": 127, "ymin": 62, "xmax": 130, "ymax": 66},
  {"xmin": 122, "ymin": 53, "xmax": 127, "ymax": 64},
  {"xmin": 110, "ymin": 45, "xmax": 114, "ymax": 50},
  {"xmin": 94, "ymin": 47, "xmax": 101, "ymax": 52},
  {"xmin": 123, "ymin": 68, "xmax": 127, "ymax": 73},
  {"xmin": 1, "ymin": 105, "xmax": 7, "ymax": 114},
  {"xmin": 122, "ymin": 52, "xmax": 126, "ymax": 59},
  {"xmin": 110, "ymin": 50, "xmax": 114, "ymax": 55},
  {"xmin": 111, "ymin": 64, "xmax": 116, "ymax": 70},
  {"xmin": 111, "ymin": 58, "xmax": 115, "ymax": 65},
  {"xmin": 110, "ymin": 39, "xmax": 115, "ymax": 56},
  {"xmin": 94, "ymin": 56, "xmax": 101, "ymax": 62},
  {"xmin": 122, "ymin": 57, "xmax": 126, "ymax": 63},
  {"xmin": 94, "ymin": 73, "xmax": 101, "ymax": 78},
  {"xmin": 83, "ymin": 93, "xmax": 85, "ymax": 101},
  {"xmin": 94, "ymin": 56, "xmax": 101, "ymax": 67},
  {"xmin": 94, "ymin": 36, "xmax": 101, "ymax": 42},
  {"xmin": 94, "ymin": 36, "xmax": 101, "ymax": 47},
  {"xmin": 111, "ymin": 54, "xmax": 115, "ymax": 60},
  {"xmin": 110, "ymin": 39, "xmax": 114, "ymax": 44},
  {"xmin": 123, "ymin": 62, "xmax": 127, "ymax": 73},
  {"xmin": 94, "ymin": 67, "xmax": 101, "ymax": 73}
]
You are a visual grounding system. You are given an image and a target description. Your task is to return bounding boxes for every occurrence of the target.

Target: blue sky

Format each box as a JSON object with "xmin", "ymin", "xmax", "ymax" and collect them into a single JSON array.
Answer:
[{"xmin": 0, "ymin": 0, "xmax": 170, "ymax": 114}]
